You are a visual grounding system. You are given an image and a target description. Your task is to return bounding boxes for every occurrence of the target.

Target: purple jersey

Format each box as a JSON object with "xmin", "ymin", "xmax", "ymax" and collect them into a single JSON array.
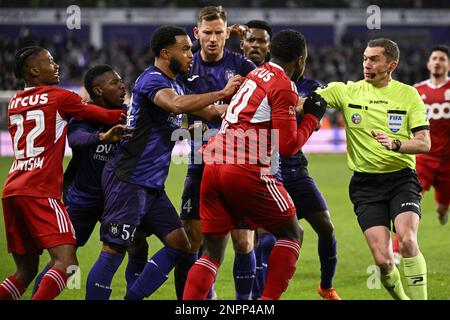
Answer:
[
  {"xmin": 179, "ymin": 49, "xmax": 256, "ymax": 171},
  {"xmin": 280, "ymin": 77, "xmax": 323, "ymax": 170},
  {"xmin": 63, "ymin": 120, "xmax": 118, "ymax": 208},
  {"xmin": 106, "ymin": 66, "xmax": 186, "ymax": 189}
]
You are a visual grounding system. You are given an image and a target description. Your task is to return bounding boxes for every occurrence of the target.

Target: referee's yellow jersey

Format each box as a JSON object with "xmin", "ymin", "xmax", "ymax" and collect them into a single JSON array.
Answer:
[{"xmin": 317, "ymin": 79, "xmax": 429, "ymax": 173}]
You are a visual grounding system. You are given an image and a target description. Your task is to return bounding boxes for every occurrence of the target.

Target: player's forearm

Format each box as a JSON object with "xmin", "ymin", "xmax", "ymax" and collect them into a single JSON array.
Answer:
[
  {"xmin": 190, "ymin": 104, "xmax": 227, "ymax": 122},
  {"xmin": 67, "ymin": 127, "xmax": 100, "ymax": 148},
  {"xmin": 77, "ymin": 104, "xmax": 123, "ymax": 127},
  {"xmin": 171, "ymin": 91, "xmax": 227, "ymax": 114},
  {"xmin": 275, "ymin": 114, "xmax": 318, "ymax": 157}
]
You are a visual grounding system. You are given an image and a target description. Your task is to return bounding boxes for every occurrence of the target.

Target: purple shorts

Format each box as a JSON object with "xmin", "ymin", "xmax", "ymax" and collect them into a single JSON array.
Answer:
[
  {"xmin": 281, "ymin": 166, "xmax": 328, "ymax": 219},
  {"xmin": 100, "ymin": 166, "xmax": 182, "ymax": 247}
]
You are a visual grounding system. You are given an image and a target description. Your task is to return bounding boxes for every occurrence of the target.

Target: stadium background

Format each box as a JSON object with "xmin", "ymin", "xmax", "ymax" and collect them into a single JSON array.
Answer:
[{"xmin": 0, "ymin": 0, "xmax": 448, "ymax": 300}]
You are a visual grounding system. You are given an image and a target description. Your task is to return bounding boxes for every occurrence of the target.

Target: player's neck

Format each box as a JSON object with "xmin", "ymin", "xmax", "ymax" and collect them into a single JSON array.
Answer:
[
  {"xmin": 200, "ymin": 49, "xmax": 224, "ymax": 63},
  {"xmin": 154, "ymin": 60, "xmax": 176, "ymax": 79},
  {"xmin": 430, "ymin": 74, "xmax": 448, "ymax": 86}
]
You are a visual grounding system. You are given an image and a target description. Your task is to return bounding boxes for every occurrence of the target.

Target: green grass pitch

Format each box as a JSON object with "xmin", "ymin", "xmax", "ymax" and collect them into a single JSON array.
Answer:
[{"xmin": 0, "ymin": 154, "xmax": 448, "ymax": 300}]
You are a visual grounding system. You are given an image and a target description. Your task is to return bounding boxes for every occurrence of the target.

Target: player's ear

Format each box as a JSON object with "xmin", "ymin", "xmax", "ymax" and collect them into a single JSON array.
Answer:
[
  {"xmin": 240, "ymin": 39, "xmax": 244, "ymax": 51},
  {"xmin": 160, "ymin": 48, "xmax": 170, "ymax": 60},
  {"xmin": 225, "ymin": 26, "xmax": 231, "ymax": 40},
  {"xmin": 29, "ymin": 66, "xmax": 40, "ymax": 78},
  {"xmin": 92, "ymin": 86, "xmax": 102, "ymax": 97},
  {"xmin": 193, "ymin": 26, "xmax": 200, "ymax": 40}
]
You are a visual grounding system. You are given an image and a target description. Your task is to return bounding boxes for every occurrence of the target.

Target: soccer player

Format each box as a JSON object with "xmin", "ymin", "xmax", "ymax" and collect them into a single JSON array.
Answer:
[
  {"xmin": 240, "ymin": 20, "xmax": 272, "ymax": 67},
  {"xmin": 175, "ymin": 6, "xmax": 257, "ymax": 300},
  {"xmin": 183, "ymin": 29, "xmax": 328, "ymax": 300},
  {"xmin": 0, "ymin": 46, "xmax": 124, "ymax": 300},
  {"xmin": 31, "ymin": 65, "xmax": 144, "ymax": 295},
  {"xmin": 241, "ymin": 21, "xmax": 340, "ymax": 300},
  {"xmin": 85, "ymin": 25, "xmax": 242, "ymax": 300},
  {"xmin": 392, "ymin": 45, "xmax": 450, "ymax": 265},
  {"xmin": 414, "ymin": 45, "xmax": 450, "ymax": 225},
  {"xmin": 317, "ymin": 38, "xmax": 430, "ymax": 300}
]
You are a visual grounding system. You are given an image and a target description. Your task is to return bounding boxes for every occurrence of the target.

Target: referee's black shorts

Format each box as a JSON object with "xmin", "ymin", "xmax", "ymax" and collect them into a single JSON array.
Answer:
[{"xmin": 349, "ymin": 168, "xmax": 423, "ymax": 232}]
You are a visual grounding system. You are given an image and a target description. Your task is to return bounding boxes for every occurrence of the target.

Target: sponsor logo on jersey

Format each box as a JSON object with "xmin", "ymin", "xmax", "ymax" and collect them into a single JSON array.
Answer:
[
  {"xmin": 445, "ymin": 89, "xmax": 450, "ymax": 101},
  {"xmin": 351, "ymin": 113, "xmax": 362, "ymax": 124},
  {"xmin": 388, "ymin": 114, "xmax": 403, "ymax": 133},
  {"xmin": 426, "ymin": 102, "xmax": 450, "ymax": 120}
]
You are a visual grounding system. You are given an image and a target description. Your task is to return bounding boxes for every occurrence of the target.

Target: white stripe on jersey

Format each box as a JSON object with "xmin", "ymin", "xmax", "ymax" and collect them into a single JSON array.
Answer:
[
  {"xmin": 250, "ymin": 95, "xmax": 271, "ymax": 123},
  {"xmin": 261, "ymin": 175, "xmax": 289, "ymax": 212},
  {"xmin": 54, "ymin": 110, "xmax": 67, "ymax": 143},
  {"xmin": 48, "ymin": 198, "xmax": 68, "ymax": 233}
]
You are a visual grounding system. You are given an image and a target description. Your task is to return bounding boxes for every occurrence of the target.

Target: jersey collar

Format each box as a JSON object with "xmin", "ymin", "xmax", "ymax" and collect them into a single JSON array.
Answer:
[{"xmin": 268, "ymin": 61, "xmax": 284, "ymax": 72}]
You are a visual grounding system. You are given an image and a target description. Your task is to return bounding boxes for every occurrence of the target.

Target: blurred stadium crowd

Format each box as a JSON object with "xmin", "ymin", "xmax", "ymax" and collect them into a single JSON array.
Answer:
[
  {"xmin": 0, "ymin": 0, "xmax": 447, "ymax": 8},
  {"xmin": 0, "ymin": 28, "xmax": 429, "ymax": 93}
]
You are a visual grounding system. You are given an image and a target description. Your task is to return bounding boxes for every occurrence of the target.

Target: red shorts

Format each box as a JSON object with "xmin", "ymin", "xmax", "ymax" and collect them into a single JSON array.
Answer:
[
  {"xmin": 416, "ymin": 155, "xmax": 450, "ymax": 205},
  {"xmin": 2, "ymin": 196, "xmax": 76, "ymax": 254},
  {"xmin": 200, "ymin": 163, "xmax": 296, "ymax": 234}
]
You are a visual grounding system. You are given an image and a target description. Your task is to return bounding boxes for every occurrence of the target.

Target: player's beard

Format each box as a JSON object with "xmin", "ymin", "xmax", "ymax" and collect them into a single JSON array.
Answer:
[{"xmin": 169, "ymin": 57, "xmax": 185, "ymax": 75}]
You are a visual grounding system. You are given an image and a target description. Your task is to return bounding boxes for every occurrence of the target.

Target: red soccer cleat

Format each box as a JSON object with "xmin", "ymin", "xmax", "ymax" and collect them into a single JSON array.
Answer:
[{"xmin": 317, "ymin": 284, "xmax": 342, "ymax": 300}]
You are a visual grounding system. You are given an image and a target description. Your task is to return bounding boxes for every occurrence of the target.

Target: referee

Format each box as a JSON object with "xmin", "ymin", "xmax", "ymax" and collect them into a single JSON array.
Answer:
[{"xmin": 317, "ymin": 38, "xmax": 430, "ymax": 300}]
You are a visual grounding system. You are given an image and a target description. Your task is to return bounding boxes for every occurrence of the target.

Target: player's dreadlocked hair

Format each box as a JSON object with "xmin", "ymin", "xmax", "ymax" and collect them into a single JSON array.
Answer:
[
  {"xmin": 84, "ymin": 64, "xmax": 114, "ymax": 98},
  {"xmin": 151, "ymin": 25, "xmax": 188, "ymax": 57},
  {"xmin": 270, "ymin": 29, "xmax": 306, "ymax": 64},
  {"xmin": 14, "ymin": 46, "xmax": 46, "ymax": 79},
  {"xmin": 246, "ymin": 20, "xmax": 273, "ymax": 38}
]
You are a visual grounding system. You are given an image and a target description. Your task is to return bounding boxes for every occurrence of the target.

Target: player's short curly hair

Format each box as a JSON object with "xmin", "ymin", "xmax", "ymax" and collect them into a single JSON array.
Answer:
[
  {"xmin": 84, "ymin": 64, "xmax": 114, "ymax": 98},
  {"xmin": 150, "ymin": 25, "xmax": 188, "ymax": 57},
  {"xmin": 367, "ymin": 38, "xmax": 400, "ymax": 63},
  {"xmin": 14, "ymin": 46, "xmax": 46, "ymax": 79},
  {"xmin": 245, "ymin": 20, "xmax": 273, "ymax": 38},
  {"xmin": 269, "ymin": 29, "xmax": 306, "ymax": 64}
]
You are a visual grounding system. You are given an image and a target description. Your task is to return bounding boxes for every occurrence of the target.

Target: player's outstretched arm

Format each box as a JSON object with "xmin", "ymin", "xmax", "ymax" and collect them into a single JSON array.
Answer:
[
  {"xmin": 371, "ymin": 129, "xmax": 430, "ymax": 154},
  {"xmin": 59, "ymin": 91, "xmax": 124, "ymax": 127},
  {"xmin": 154, "ymin": 75, "xmax": 243, "ymax": 114},
  {"xmin": 190, "ymin": 104, "xmax": 228, "ymax": 122}
]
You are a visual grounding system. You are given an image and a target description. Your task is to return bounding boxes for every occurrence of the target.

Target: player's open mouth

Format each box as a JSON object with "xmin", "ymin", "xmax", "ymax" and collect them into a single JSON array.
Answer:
[{"xmin": 364, "ymin": 72, "xmax": 375, "ymax": 79}]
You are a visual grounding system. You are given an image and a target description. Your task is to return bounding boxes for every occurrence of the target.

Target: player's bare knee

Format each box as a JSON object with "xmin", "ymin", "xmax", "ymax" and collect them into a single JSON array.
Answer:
[
  {"xmin": 102, "ymin": 243, "xmax": 127, "ymax": 256},
  {"xmin": 398, "ymin": 237, "xmax": 419, "ymax": 258},
  {"xmin": 164, "ymin": 228, "xmax": 192, "ymax": 253},
  {"xmin": 377, "ymin": 260, "xmax": 395, "ymax": 274},
  {"xmin": 232, "ymin": 236, "xmax": 254, "ymax": 254}
]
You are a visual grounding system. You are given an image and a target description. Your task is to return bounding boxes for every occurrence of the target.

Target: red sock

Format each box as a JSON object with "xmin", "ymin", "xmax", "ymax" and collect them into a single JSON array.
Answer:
[
  {"xmin": 183, "ymin": 256, "xmax": 220, "ymax": 300},
  {"xmin": 0, "ymin": 276, "xmax": 25, "ymax": 300},
  {"xmin": 262, "ymin": 238, "xmax": 301, "ymax": 300},
  {"xmin": 32, "ymin": 268, "xmax": 67, "ymax": 300},
  {"xmin": 392, "ymin": 233, "xmax": 400, "ymax": 253}
]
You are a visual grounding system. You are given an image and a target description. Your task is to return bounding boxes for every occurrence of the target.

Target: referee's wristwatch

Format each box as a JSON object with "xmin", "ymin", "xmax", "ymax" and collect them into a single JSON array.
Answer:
[{"xmin": 391, "ymin": 139, "xmax": 402, "ymax": 152}]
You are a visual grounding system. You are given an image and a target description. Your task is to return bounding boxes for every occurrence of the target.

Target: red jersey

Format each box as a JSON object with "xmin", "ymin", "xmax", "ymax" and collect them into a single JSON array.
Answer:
[
  {"xmin": 2, "ymin": 86, "xmax": 123, "ymax": 199},
  {"xmin": 202, "ymin": 62, "xmax": 318, "ymax": 173},
  {"xmin": 414, "ymin": 79, "xmax": 450, "ymax": 160}
]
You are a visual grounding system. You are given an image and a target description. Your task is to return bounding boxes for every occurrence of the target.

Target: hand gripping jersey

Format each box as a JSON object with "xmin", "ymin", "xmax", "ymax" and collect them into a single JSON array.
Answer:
[{"xmin": 2, "ymin": 86, "xmax": 122, "ymax": 199}]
